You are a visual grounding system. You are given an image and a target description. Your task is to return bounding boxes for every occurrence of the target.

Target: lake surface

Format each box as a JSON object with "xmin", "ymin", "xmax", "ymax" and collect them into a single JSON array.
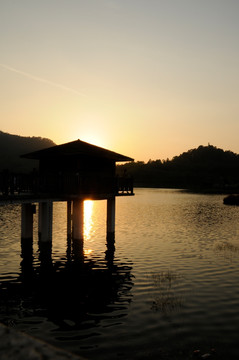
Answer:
[{"xmin": 1, "ymin": 188, "xmax": 239, "ymax": 359}]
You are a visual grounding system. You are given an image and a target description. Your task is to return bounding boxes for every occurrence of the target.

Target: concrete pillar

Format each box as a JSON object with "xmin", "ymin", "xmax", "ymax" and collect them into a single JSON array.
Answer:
[
  {"xmin": 72, "ymin": 199, "xmax": 84, "ymax": 240},
  {"xmin": 38, "ymin": 201, "xmax": 53, "ymax": 242},
  {"xmin": 107, "ymin": 197, "xmax": 116, "ymax": 241},
  {"xmin": 21, "ymin": 203, "xmax": 35, "ymax": 240},
  {"xmin": 67, "ymin": 200, "xmax": 72, "ymax": 239}
]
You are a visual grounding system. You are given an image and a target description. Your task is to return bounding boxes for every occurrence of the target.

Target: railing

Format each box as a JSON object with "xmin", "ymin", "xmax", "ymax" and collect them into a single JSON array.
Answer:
[
  {"xmin": 0, "ymin": 172, "xmax": 37, "ymax": 196},
  {"xmin": 116, "ymin": 176, "xmax": 134, "ymax": 195},
  {"xmin": 0, "ymin": 171, "xmax": 134, "ymax": 198}
]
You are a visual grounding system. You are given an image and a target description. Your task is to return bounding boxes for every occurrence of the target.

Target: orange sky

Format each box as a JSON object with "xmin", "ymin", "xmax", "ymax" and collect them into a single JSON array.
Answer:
[{"xmin": 1, "ymin": 0, "xmax": 239, "ymax": 161}]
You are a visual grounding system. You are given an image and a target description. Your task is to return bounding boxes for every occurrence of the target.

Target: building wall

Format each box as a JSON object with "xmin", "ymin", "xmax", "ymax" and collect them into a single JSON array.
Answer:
[{"xmin": 38, "ymin": 156, "xmax": 116, "ymax": 196}]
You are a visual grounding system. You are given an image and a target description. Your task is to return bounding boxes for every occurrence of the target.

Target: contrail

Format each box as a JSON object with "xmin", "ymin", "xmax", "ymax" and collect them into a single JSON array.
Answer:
[{"xmin": 0, "ymin": 63, "xmax": 86, "ymax": 97}]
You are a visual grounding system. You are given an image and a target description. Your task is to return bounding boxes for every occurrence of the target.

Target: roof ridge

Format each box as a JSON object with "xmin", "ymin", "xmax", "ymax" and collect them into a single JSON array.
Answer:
[{"xmin": 21, "ymin": 139, "xmax": 134, "ymax": 162}]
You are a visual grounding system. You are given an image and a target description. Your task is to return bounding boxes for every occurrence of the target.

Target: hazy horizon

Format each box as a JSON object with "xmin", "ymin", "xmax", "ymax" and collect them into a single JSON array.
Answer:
[{"xmin": 1, "ymin": 129, "xmax": 238, "ymax": 164}]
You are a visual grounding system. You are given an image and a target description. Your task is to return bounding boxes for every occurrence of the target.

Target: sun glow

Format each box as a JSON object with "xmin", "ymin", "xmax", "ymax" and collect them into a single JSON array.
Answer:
[
  {"xmin": 77, "ymin": 117, "xmax": 108, "ymax": 148},
  {"xmin": 81, "ymin": 133, "xmax": 106, "ymax": 148}
]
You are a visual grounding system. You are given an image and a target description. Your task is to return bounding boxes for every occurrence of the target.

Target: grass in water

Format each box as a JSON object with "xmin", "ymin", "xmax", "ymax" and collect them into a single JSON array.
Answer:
[
  {"xmin": 151, "ymin": 270, "xmax": 182, "ymax": 288},
  {"xmin": 149, "ymin": 270, "xmax": 184, "ymax": 313},
  {"xmin": 214, "ymin": 241, "xmax": 239, "ymax": 261},
  {"xmin": 215, "ymin": 242, "xmax": 239, "ymax": 253}
]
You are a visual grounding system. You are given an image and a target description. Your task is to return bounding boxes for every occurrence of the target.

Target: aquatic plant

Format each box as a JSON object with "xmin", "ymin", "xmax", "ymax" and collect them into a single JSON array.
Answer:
[
  {"xmin": 215, "ymin": 241, "xmax": 239, "ymax": 253},
  {"xmin": 214, "ymin": 241, "xmax": 239, "ymax": 262},
  {"xmin": 151, "ymin": 292, "xmax": 184, "ymax": 313},
  {"xmin": 151, "ymin": 270, "xmax": 182, "ymax": 288},
  {"xmin": 149, "ymin": 270, "xmax": 184, "ymax": 313}
]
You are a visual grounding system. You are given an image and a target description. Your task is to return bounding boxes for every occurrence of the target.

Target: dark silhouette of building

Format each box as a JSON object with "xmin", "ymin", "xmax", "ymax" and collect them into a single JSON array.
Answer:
[
  {"xmin": 21, "ymin": 139, "xmax": 134, "ymax": 198},
  {"xmin": 18, "ymin": 139, "xmax": 134, "ymax": 243}
]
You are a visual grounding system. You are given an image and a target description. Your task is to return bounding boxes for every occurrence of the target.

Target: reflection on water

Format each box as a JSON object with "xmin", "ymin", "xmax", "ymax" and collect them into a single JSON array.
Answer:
[
  {"xmin": 83, "ymin": 200, "xmax": 94, "ymax": 256},
  {"xmin": 2, "ymin": 189, "xmax": 239, "ymax": 359},
  {"xmin": 1, "ymin": 230, "xmax": 133, "ymax": 353},
  {"xmin": 84, "ymin": 200, "xmax": 94, "ymax": 241},
  {"xmin": 0, "ymin": 199, "xmax": 134, "ymax": 358}
]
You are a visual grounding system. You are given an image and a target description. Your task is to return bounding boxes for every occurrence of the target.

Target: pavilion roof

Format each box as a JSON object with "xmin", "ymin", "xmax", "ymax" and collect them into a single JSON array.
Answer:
[{"xmin": 21, "ymin": 139, "xmax": 134, "ymax": 162}]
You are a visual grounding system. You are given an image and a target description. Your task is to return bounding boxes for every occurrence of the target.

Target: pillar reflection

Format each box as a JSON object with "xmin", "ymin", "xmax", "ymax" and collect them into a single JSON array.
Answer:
[
  {"xmin": 105, "ymin": 233, "xmax": 115, "ymax": 269},
  {"xmin": 72, "ymin": 238, "xmax": 84, "ymax": 264},
  {"xmin": 38, "ymin": 240, "xmax": 53, "ymax": 273},
  {"xmin": 66, "ymin": 236, "xmax": 72, "ymax": 262},
  {"xmin": 20, "ymin": 238, "xmax": 34, "ymax": 283}
]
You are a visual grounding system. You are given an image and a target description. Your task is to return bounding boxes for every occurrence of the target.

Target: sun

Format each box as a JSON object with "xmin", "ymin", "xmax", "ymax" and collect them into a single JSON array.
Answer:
[
  {"xmin": 82, "ymin": 134, "xmax": 104, "ymax": 147},
  {"xmin": 76, "ymin": 115, "xmax": 108, "ymax": 148}
]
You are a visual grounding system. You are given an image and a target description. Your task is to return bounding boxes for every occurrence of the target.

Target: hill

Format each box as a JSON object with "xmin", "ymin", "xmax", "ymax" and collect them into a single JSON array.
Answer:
[
  {"xmin": 117, "ymin": 145, "xmax": 239, "ymax": 192},
  {"xmin": 0, "ymin": 131, "xmax": 55, "ymax": 173}
]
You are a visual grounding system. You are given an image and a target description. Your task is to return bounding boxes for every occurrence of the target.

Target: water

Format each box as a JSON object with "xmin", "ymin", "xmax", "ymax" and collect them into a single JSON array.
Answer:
[{"xmin": 1, "ymin": 188, "xmax": 239, "ymax": 359}]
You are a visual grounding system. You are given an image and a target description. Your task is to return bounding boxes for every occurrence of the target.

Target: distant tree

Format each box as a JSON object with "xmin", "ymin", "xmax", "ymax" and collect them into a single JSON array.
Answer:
[{"xmin": 117, "ymin": 145, "xmax": 239, "ymax": 192}]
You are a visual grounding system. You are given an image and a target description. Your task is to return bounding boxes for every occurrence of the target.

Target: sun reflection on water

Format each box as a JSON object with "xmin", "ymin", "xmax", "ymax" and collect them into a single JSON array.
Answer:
[
  {"xmin": 84, "ymin": 249, "xmax": 93, "ymax": 255},
  {"xmin": 84, "ymin": 200, "xmax": 94, "ymax": 254}
]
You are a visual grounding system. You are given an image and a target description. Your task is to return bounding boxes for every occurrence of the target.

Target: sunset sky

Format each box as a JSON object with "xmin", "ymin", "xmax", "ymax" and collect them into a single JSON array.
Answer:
[{"xmin": 1, "ymin": 0, "xmax": 239, "ymax": 161}]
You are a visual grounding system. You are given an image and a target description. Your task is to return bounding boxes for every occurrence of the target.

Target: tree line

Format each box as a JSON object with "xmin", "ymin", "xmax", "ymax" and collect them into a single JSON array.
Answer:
[
  {"xmin": 116, "ymin": 145, "xmax": 239, "ymax": 192},
  {"xmin": 1, "ymin": 131, "xmax": 239, "ymax": 192}
]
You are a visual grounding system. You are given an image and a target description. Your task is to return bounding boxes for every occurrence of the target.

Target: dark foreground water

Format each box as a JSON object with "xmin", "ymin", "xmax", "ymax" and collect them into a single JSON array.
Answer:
[{"xmin": 1, "ymin": 188, "xmax": 239, "ymax": 359}]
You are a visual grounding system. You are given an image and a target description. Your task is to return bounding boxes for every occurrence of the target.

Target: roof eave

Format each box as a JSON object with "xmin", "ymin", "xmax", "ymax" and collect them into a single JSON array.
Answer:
[{"xmin": 21, "ymin": 140, "xmax": 134, "ymax": 162}]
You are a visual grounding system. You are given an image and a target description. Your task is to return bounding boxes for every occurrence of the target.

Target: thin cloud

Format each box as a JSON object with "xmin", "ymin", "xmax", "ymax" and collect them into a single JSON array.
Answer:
[{"xmin": 0, "ymin": 63, "xmax": 86, "ymax": 97}]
